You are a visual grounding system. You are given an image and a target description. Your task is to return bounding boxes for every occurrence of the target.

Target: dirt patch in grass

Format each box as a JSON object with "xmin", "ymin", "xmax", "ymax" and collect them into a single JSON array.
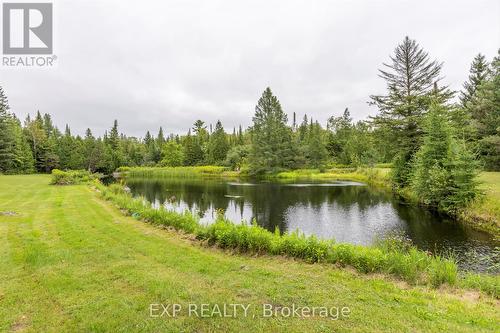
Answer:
[
  {"xmin": 0, "ymin": 211, "xmax": 17, "ymax": 216},
  {"xmin": 11, "ymin": 315, "xmax": 29, "ymax": 332}
]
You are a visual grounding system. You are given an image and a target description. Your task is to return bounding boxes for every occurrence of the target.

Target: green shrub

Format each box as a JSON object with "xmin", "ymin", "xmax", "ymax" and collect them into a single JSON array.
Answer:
[{"xmin": 50, "ymin": 169, "xmax": 100, "ymax": 185}]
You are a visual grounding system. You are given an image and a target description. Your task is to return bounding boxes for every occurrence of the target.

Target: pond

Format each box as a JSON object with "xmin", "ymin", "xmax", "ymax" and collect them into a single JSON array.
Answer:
[{"xmin": 125, "ymin": 177, "xmax": 498, "ymax": 272}]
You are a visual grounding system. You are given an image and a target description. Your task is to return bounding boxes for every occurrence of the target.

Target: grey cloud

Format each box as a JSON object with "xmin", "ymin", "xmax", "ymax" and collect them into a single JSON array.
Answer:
[{"xmin": 1, "ymin": 0, "xmax": 498, "ymax": 137}]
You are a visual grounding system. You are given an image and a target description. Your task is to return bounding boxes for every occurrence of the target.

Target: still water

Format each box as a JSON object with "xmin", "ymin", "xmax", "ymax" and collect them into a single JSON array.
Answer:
[{"xmin": 126, "ymin": 178, "xmax": 498, "ymax": 272}]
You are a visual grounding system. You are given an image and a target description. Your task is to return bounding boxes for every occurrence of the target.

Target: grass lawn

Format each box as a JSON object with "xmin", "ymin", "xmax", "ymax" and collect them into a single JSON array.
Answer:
[
  {"xmin": 473, "ymin": 172, "xmax": 500, "ymax": 230},
  {"xmin": 0, "ymin": 175, "xmax": 498, "ymax": 332}
]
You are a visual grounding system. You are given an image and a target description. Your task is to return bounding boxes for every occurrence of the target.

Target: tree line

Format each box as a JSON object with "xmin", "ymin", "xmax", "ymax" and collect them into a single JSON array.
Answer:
[{"xmin": 0, "ymin": 37, "xmax": 498, "ymax": 209}]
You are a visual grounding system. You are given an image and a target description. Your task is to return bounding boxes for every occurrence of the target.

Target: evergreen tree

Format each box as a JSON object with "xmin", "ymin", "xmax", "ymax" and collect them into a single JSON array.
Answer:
[
  {"xmin": 24, "ymin": 112, "xmax": 57, "ymax": 172},
  {"xmin": 109, "ymin": 120, "xmax": 120, "ymax": 149},
  {"xmin": 183, "ymin": 129, "xmax": 197, "ymax": 166},
  {"xmin": 207, "ymin": 120, "xmax": 229, "ymax": 164},
  {"xmin": 58, "ymin": 124, "xmax": 75, "ymax": 169},
  {"xmin": 143, "ymin": 130, "xmax": 158, "ymax": 165},
  {"xmin": 307, "ymin": 121, "xmax": 328, "ymax": 168},
  {"xmin": 467, "ymin": 50, "xmax": 500, "ymax": 170},
  {"xmin": 42, "ymin": 131, "xmax": 60, "ymax": 172},
  {"xmin": 327, "ymin": 108, "xmax": 352, "ymax": 163},
  {"xmin": 189, "ymin": 120, "xmax": 206, "ymax": 164},
  {"xmin": 250, "ymin": 87, "xmax": 295, "ymax": 174},
  {"xmin": 42, "ymin": 113, "xmax": 55, "ymax": 137},
  {"xmin": 460, "ymin": 54, "xmax": 489, "ymax": 107},
  {"xmin": 0, "ymin": 86, "xmax": 15, "ymax": 172},
  {"xmin": 298, "ymin": 114, "xmax": 309, "ymax": 142},
  {"xmin": 237, "ymin": 125, "xmax": 244, "ymax": 145},
  {"xmin": 83, "ymin": 128, "xmax": 98, "ymax": 171},
  {"xmin": 411, "ymin": 101, "xmax": 478, "ymax": 212},
  {"xmin": 107, "ymin": 120, "xmax": 124, "ymax": 170},
  {"xmin": 370, "ymin": 36, "xmax": 452, "ymax": 187},
  {"xmin": 157, "ymin": 127, "xmax": 165, "ymax": 146},
  {"xmin": 10, "ymin": 115, "xmax": 34, "ymax": 173}
]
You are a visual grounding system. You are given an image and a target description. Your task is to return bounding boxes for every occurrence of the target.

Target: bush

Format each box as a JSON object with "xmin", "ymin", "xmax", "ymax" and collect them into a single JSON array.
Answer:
[{"xmin": 50, "ymin": 169, "xmax": 100, "ymax": 185}]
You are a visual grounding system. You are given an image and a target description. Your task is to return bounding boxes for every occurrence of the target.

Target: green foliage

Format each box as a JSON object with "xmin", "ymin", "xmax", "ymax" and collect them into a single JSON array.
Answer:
[
  {"xmin": 183, "ymin": 129, "xmax": 204, "ymax": 166},
  {"xmin": 0, "ymin": 87, "xmax": 16, "ymax": 172},
  {"xmin": 224, "ymin": 144, "xmax": 249, "ymax": 170},
  {"xmin": 370, "ymin": 36, "xmax": 452, "ymax": 187},
  {"xmin": 327, "ymin": 109, "xmax": 377, "ymax": 166},
  {"xmin": 160, "ymin": 141, "xmax": 184, "ymax": 167},
  {"xmin": 207, "ymin": 120, "xmax": 229, "ymax": 164},
  {"xmin": 460, "ymin": 273, "xmax": 500, "ymax": 298},
  {"xmin": 50, "ymin": 169, "xmax": 99, "ymax": 185},
  {"xmin": 305, "ymin": 121, "xmax": 328, "ymax": 168},
  {"xmin": 460, "ymin": 53, "xmax": 490, "ymax": 108},
  {"xmin": 411, "ymin": 102, "xmax": 479, "ymax": 212},
  {"xmin": 250, "ymin": 87, "xmax": 297, "ymax": 174},
  {"xmin": 124, "ymin": 166, "xmax": 229, "ymax": 178},
  {"xmin": 466, "ymin": 50, "xmax": 500, "ymax": 171}
]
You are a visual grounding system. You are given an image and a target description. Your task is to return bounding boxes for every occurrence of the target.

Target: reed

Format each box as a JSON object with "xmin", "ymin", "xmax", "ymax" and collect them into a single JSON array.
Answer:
[{"xmin": 117, "ymin": 166, "xmax": 236, "ymax": 179}]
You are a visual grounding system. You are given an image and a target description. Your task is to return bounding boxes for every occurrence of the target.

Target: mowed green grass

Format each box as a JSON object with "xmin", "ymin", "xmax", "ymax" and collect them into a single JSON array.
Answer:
[
  {"xmin": 475, "ymin": 172, "xmax": 500, "ymax": 228},
  {"xmin": 0, "ymin": 175, "xmax": 498, "ymax": 332}
]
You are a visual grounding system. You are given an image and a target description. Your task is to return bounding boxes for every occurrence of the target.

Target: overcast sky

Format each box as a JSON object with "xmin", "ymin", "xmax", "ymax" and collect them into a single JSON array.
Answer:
[{"xmin": 1, "ymin": 0, "xmax": 499, "ymax": 137}]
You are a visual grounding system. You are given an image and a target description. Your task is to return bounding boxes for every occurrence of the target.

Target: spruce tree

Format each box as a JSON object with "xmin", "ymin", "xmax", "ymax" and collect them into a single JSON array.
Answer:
[
  {"xmin": 326, "ymin": 108, "xmax": 353, "ymax": 164},
  {"xmin": 467, "ymin": 50, "xmax": 500, "ymax": 170},
  {"xmin": 307, "ymin": 121, "xmax": 328, "ymax": 168},
  {"xmin": 107, "ymin": 120, "xmax": 123, "ymax": 170},
  {"xmin": 0, "ymin": 86, "xmax": 15, "ymax": 172},
  {"xmin": 411, "ymin": 101, "xmax": 478, "ymax": 212},
  {"xmin": 190, "ymin": 120, "xmax": 206, "ymax": 164},
  {"xmin": 460, "ymin": 53, "xmax": 489, "ymax": 107},
  {"xmin": 83, "ymin": 128, "xmax": 98, "ymax": 171},
  {"xmin": 370, "ymin": 36, "xmax": 452, "ymax": 187},
  {"xmin": 207, "ymin": 120, "xmax": 229, "ymax": 164},
  {"xmin": 10, "ymin": 115, "xmax": 34, "ymax": 173},
  {"xmin": 250, "ymin": 87, "xmax": 295, "ymax": 174},
  {"xmin": 157, "ymin": 127, "xmax": 165, "ymax": 146},
  {"xmin": 58, "ymin": 124, "xmax": 74, "ymax": 169}
]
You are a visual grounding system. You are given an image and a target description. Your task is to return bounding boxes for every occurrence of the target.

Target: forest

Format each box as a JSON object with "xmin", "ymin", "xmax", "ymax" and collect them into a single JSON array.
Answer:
[{"xmin": 1, "ymin": 37, "xmax": 499, "ymax": 215}]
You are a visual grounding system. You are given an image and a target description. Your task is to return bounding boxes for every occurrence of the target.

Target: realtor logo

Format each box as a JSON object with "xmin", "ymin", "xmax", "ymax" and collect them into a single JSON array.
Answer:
[{"xmin": 2, "ymin": 3, "xmax": 53, "ymax": 54}]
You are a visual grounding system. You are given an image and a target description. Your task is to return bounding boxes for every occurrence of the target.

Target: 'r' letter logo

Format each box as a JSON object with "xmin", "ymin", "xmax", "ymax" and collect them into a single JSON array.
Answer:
[{"xmin": 2, "ymin": 3, "xmax": 53, "ymax": 54}]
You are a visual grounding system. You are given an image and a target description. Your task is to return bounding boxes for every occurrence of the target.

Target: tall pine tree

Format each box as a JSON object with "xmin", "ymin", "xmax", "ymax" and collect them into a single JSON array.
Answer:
[
  {"xmin": 250, "ymin": 87, "xmax": 295, "ymax": 174},
  {"xmin": 0, "ymin": 87, "xmax": 15, "ymax": 172},
  {"xmin": 370, "ymin": 36, "xmax": 452, "ymax": 187}
]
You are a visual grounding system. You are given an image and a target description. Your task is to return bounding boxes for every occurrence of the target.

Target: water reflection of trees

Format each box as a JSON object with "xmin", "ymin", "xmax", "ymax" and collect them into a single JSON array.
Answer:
[
  {"xmin": 126, "ymin": 177, "xmax": 498, "ymax": 272},
  {"xmin": 126, "ymin": 179, "xmax": 394, "ymax": 231}
]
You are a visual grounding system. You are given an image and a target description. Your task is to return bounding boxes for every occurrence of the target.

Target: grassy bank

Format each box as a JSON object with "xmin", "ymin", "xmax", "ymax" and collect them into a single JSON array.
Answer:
[
  {"xmin": 459, "ymin": 172, "xmax": 500, "ymax": 236},
  {"xmin": 117, "ymin": 165, "xmax": 239, "ymax": 178},
  {"xmin": 0, "ymin": 175, "xmax": 499, "ymax": 332},
  {"xmin": 97, "ymin": 180, "xmax": 499, "ymax": 297},
  {"xmin": 119, "ymin": 165, "xmax": 391, "ymax": 187},
  {"xmin": 273, "ymin": 167, "xmax": 391, "ymax": 188}
]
